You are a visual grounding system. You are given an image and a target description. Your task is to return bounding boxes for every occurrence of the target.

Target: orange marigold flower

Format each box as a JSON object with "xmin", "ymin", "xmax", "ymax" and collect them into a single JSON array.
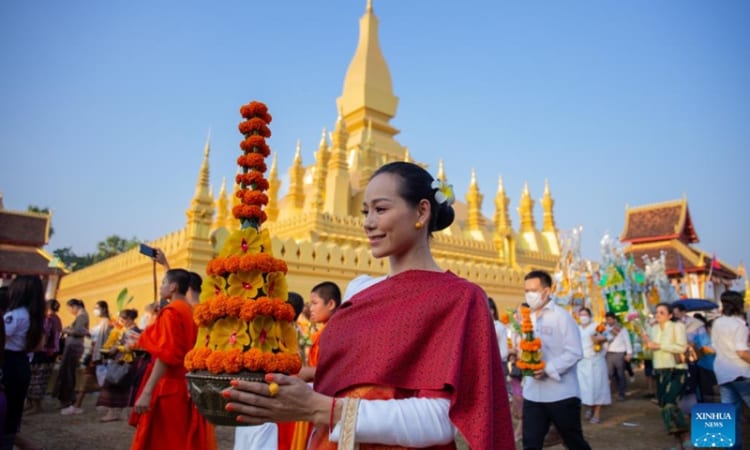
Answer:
[
  {"xmin": 499, "ymin": 312, "xmax": 510, "ymax": 325},
  {"xmin": 194, "ymin": 303, "xmax": 213, "ymax": 326},
  {"xmin": 239, "ymin": 102, "xmax": 272, "ymax": 123},
  {"xmin": 238, "ymin": 191, "xmax": 269, "ymax": 206},
  {"xmin": 239, "ymin": 300, "xmax": 258, "ymax": 322},
  {"xmin": 223, "ymin": 349, "xmax": 245, "ymax": 374},
  {"xmin": 261, "ymin": 352, "xmax": 278, "ymax": 373},
  {"xmin": 209, "ymin": 295, "xmax": 228, "ymax": 317},
  {"xmin": 243, "ymin": 348, "xmax": 264, "ymax": 371},
  {"xmin": 185, "ymin": 349, "xmax": 196, "ymax": 371},
  {"xmin": 236, "ymin": 153, "xmax": 267, "ymax": 170},
  {"xmin": 192, "ymin": 347, "xmax": 212, "ymax": 370},
  {"xmin": 238, "ymin": 118, "xmax": 272, "ymax": 138},
  {"xmin": 206, "ymin": 352, "xmax": 225, "ymax": 374},
  {"xmin": 225, "ymin": 296, "xmax": 245, "ymax": 317},
  {"xmin": 232, "ymin": 205, "xmax": 268, "ymax": 223},
  {"xmin": 239, "ymin": 136, "xmax": 271, "ymax": 156}
]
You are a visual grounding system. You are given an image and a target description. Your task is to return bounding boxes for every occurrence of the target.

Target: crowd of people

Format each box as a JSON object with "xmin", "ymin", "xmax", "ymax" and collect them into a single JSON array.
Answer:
[{"xmin": 1, "ymin": 160, "xmax": 748, "ymax": 450}]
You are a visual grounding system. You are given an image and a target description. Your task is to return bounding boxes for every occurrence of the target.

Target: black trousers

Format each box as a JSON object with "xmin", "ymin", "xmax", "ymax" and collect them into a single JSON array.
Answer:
[{"xmin": 522, "ymin": 396, "xmax": 591, "ymax": 450}]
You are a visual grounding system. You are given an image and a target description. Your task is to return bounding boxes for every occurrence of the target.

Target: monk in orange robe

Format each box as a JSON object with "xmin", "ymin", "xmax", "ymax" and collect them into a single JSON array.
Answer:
[{"xmin": 130, "ymin": 269, "xmax": 216, "ymax": 450}]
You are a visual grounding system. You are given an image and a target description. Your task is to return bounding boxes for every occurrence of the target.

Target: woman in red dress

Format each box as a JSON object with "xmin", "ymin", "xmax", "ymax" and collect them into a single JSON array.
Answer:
[{"xmin": 225, "ymin": 161, "xmax": 513, "ymax": 449}]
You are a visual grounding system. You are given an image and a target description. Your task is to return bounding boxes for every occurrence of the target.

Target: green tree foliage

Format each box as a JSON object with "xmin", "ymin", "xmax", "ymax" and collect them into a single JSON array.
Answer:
[
  {"xmin": 27, "ymin": 205, "xmax": 54, "ymax": 238},
  {"xmin": 52, "ymin": 235, "xmax": 140, "ymax": 271}
]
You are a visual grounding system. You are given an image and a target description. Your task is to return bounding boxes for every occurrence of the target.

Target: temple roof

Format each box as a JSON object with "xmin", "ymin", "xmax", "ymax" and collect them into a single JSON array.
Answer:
[
  {"xmin": 0, "ymin": 209, "xmax": 50, "ymax": 247},
  {"xmin": 625, "ymin": 240, "xmax": 737, "ymax": 279},
  {"xmin": 0, "ymin": 244, "xmax": 62, "ymax": 276},
  {"xmin": 620, "ymin": 198, "xmax": 698, "ymax": 244}
]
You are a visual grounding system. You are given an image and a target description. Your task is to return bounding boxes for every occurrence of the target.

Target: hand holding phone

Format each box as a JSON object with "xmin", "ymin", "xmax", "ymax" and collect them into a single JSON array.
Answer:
[{"xmin": 139, "ymin": 243, "xmax": 157, "ymax": 258}]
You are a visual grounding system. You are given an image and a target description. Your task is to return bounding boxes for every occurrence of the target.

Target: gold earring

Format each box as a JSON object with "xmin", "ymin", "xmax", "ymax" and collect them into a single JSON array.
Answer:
[{"xmin": 415, "ymin": 222, "xmax": 423, "ymax": 229}]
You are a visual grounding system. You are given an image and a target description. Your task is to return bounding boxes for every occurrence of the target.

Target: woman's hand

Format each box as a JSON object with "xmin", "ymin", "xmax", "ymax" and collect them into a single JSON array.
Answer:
[
  {"xmin": 223, "ymin": 373, "xmax": 330, "ymax": 425},
  {"xmin": 645, "ymin": 341, "xmax": 660, "ymax": 350},
  {"xmin": 134, "ymin": 390, "xmax": 152, "ymax": 414}
]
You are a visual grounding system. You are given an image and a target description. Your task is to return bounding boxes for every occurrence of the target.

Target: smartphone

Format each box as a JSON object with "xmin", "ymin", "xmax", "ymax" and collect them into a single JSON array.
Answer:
[{"xmin": 139, "ymin": 243, "xmax": 157, "ymax": 258}]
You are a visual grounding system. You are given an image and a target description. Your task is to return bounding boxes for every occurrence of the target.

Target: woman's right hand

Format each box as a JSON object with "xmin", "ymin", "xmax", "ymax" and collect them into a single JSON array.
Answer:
[{"xmin": 223, "ymin": 373, "xmax": 330, "ymax": 425}]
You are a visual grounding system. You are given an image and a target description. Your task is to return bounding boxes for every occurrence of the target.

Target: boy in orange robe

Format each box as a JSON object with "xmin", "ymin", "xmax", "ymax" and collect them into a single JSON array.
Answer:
[
  {"xmin": 130, "ymin": 269, "xmax": 216, "ymax": 450},
  {"xmin": 289, "ymin": 281, "xmax": 342, "ymax": 450}
]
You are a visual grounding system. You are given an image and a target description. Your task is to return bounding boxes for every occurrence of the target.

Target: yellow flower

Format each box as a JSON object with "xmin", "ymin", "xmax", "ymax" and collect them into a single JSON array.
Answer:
[
  {"xmin": 227, "ymin": 270, "xmax": 264, "ymax": 299},
  {"xmin": 200, "ymin": 275, "xmax": 227, "ymax": 303},
  {"xmin": 260, "ymin": 229, "xmax": 273, "ymax": 254},
  {"xmin": 276, "ymin": 321, "xmax": 299, "ymax": 354},
  {"xmin": 265, "ymin": 271, "xmax": 288, "ymax": 300},
  {"xmin": 195, "ymin": 324, "xmax": 212, "ymax": 349},
  {"xmin": 219, "ymin": 228, "xmax": 261, "ymax": 258},
  {"xmin": 210, "ymin": 317, "xmax": 250, "ymax": 352},
  {"xmin": 250, "ymin": 316, "xmax": 278, "ymax": 353}
]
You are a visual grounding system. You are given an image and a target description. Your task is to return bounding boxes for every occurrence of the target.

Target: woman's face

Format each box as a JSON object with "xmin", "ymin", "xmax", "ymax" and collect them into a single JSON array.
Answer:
[
  {"xmin": 309, "ymin": 292, "xmax": 333, "ymax": 324},
  {"xmin": 362, "ymin": 173, "xmax": 425, "ymax": 259},
  {"xmin": 119, "ymin": 315, "xmax": 133, "ymax": 327},
  {"xmin": 68, "ymin": 305, "xmax": 79, "ymax": 316},
  {"xmin": 655, "ymin": 305, "xmax": 671, "ymax": 323}
]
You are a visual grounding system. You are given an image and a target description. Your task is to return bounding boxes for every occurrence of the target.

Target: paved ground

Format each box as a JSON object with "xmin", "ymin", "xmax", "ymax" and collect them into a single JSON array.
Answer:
[{"xmin": 15, "ymin": 369, "xmax": 750, "ymax": 450}]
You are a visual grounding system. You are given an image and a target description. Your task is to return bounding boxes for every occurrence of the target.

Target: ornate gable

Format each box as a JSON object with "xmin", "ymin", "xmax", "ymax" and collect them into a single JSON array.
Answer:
[
  {"xmin": 0, "ymin": 210, "xmax": 50, "ymax": 247},
  {"xmin": 620, "ymin": 199, "xmax": 698, "ymax": 244}
]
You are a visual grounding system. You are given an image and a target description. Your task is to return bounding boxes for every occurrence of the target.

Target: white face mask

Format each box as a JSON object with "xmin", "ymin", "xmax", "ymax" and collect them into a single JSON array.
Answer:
[
  {"xmin": 92, "ymin": 308, "xmax": 101, "ymax": 317},
  {"xmin": 579, "ymin": 315, "xmax": 591, "ymax": 325},
  {"xmin": 525, "ymin": 291, "xmax": 545, "ymax": 310}
]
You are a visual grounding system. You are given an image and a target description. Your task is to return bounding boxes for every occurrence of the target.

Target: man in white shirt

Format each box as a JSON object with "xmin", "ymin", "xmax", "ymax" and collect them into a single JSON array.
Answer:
[
  {"xmin": 711, "ymin": 291, "xmax": 750, "ymax": 450},
  {"xmin": 605, "ymin": 312, "xmax": 632, "ymax": 401},
  {"xmin": 522, "ymin": 270, "xmax": 590, "ymax": 450}
]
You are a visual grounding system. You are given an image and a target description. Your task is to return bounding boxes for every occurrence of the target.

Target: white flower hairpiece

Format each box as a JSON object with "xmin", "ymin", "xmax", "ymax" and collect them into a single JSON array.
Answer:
[{"xmin": 431, "ymin": 180, "xmax": 455, "ymax": 206}]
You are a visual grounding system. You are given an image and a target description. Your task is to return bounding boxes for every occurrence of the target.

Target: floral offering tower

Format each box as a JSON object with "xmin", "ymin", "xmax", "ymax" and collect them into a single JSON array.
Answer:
[
  {"xmin": 185, "ymin": 101, "xmax": 302, "ymax": 426},
  {"xmin": 516, "ymin": 305, "xmax": 545, "ymax": 376}
]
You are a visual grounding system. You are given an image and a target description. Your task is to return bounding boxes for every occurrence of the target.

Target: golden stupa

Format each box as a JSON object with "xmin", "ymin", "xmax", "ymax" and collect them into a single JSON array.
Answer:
[{"xmin": 57, "ymin": 1, "xmax": 561, "ymax": 317}]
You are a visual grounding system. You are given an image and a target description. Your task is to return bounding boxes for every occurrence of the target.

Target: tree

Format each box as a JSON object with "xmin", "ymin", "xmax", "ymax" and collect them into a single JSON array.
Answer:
[
  {"xmin": 27, "ymin": 205, "xmax": 54, "ymax": 238},
  {"xmin": 95, "ymin": 235, "xmax": 139, "ymax": 261},
  {"xmin": 53, "ymin": 247, "xmax": 96, "ymax": 271}
]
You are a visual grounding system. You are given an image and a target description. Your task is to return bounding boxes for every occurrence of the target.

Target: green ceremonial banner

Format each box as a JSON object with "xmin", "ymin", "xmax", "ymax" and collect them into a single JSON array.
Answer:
[{"xmin": 606, "ymin": 290, "xmax": 630, "ymax": 314}]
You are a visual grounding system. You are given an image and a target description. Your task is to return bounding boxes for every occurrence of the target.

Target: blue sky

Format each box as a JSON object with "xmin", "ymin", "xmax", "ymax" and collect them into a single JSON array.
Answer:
[{"xmin": 1, "ymin": 0, "xmax": 749, "ymax": 268}]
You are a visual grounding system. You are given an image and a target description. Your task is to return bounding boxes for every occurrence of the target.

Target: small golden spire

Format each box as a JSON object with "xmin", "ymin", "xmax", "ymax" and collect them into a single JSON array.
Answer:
[
  {"xmin": 403, "ymin": 147, "xmax": 412, "ymax": 163},
  {"xmin": 288, "ymin": 141, "xmax": 306, "ymax": 210},
  {"xmin": 437, "ymin": 159, "xmax": 447, "ymax": 182},
  {"xmin": 466, "ymin": 168, "xmax": 483, "ymax": 231},
  {"xmin": 266, "ymin": 153, "xmax": 280, "ymax": 222},
  {"xmin": 494, "ymin": 175, "xmax": 512, "ymax": 234},
  {"xmin": 214, "ymin": 177, "xmax": 230, "ymax": 229},
  {"xmin": 541, "ymin": 179, "xmax": 556, "ymax": 233},
  {"xmin": 518, "ymin": 182, "xmax": 536, "ymax": 232},
  {"xmin": 186, "ymin": 133, "xmax": 215, "ymax": 238},
  {"xmin": 366, "ymin": 0, "xmax": 373, "ymax": 13}
]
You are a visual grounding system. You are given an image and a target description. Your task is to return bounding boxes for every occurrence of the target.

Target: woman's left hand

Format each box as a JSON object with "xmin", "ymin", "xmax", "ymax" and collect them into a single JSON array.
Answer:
[{"xmin": 223, "ymin": 373, "xmax": 329, "ymax": 425}]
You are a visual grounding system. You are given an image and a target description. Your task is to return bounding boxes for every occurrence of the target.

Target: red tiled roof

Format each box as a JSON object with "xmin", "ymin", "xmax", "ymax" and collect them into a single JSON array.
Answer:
[
  {"xmin": 0, "ymin": 210, "xmax": 49, "ymax": 247},
  {"xmin": 0, "ymin": 244, "xmax": 62, "ymax": 276},
  {"xmin": 620, "ymin": 200, "xmax": 698, "ymax": 244}
]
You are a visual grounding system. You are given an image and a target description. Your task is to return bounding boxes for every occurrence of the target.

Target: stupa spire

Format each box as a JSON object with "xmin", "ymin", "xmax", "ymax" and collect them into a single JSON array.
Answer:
[
  {"xmin": 311, "ymin": 128, "xmax": 330, "ymax": 212},
  {"xmin": 465, "ymin": 168, "xmax": 484, "ymax": 231},
  {"xmin": 287, "ymin": 140, "xmax": 306, "ymax": 209},
  {"xmin": 186, "ymin": 134, "xmax": 215, "ymax": 239},
  {"xmin": 518, "ymin": 182, "xmax": 536, "ymax": 232},
  {"xmin": 266, "ymin": 153, "xmax": 280, "ymax": 222},
  {"xmin": 325, "ymin": 114, "xmax": 352, "ymax": 215},
  {"xmin": 494, "ymin": 175, "xmax": 512, "ymax": 234},
  {"xmin": 437, "ymin": 159, "xmax": 447, "ymax": 182},
  {"xmin": 214, "ymin": 177, "xmax": 231, "ymax": 229},
  {"xmin": 540, "ymin": 178, "xmax": 556, "ymax": 233}
]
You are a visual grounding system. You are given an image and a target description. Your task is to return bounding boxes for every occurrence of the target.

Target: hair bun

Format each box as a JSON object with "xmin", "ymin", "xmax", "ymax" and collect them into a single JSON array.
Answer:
[{"xmin": 432, "ymin": 202, "xmax": 455, "ymax": 232}]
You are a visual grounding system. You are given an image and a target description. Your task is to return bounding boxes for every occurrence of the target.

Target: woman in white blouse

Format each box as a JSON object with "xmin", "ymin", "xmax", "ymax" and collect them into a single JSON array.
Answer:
[{"xmin": 576, "ymin": 308, "xmax": 610, "ymax": 424}]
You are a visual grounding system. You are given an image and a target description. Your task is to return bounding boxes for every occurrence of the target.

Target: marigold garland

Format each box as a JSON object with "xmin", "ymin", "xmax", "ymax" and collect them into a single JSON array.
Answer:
[
  {"xmin": 238, "ymin": 118, "xmax": 272, "ymax": 138},
  {"xmin": 206, "ymin": 254, "xmax": 287, "ymax": 277},
  {"xmin": 194, "ymin": 294, "xmax": 294, "ymax": 327},
  {"xmin": 239, "ymin": 137, "xmax": 271, "ymax": 156},
  {"xmin": 236, "ymin": 153, "xmax": 268, "ymax": 171},
  {"xmin": 236, "ymin": 190, "xmax": 269, "ymax": 206},
  {"xmin": 232, "ymin": 205, "xmax": 268, "ymax": 224},
  {"xmin": 235, "ymin": 172, "xmax": 270, "ymax": 190},
  {"xmin": 240, "ymin": 102, "xmax": 272, "ymax": 123}
]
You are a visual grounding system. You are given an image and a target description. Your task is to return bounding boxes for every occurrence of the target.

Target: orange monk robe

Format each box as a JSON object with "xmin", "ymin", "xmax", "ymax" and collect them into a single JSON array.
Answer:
[{"xmin": 130, "ymin": 300, "xmax": 216, "ymax": 450}]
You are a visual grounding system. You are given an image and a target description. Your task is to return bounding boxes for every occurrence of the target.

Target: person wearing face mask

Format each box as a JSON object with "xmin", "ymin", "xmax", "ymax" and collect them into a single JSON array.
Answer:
[
  {"xmin": 63, "ymin": 300, "xmax": 113, "ymax": 415},
  {"xmin": 521, "ymin": 270, "xmax": 590, "ymax": 450},
  {"xmin": 576, "ymin": 308, "xmax": 611, "ymax": 424}
]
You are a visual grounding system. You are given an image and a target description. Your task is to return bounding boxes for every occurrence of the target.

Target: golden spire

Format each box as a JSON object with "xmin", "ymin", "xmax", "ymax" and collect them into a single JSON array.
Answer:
[
  {"xmin": 186, "ymin": 134, "xmax": 215, "ymax": 239},
  {"xmin": 540, "ymin": 178, "xmax": 556, "ymax": 233},
  {"xmin": 266, "ymin": 153, "xmax": 280, "ymax": 222},
  {"xmin": 312, "ymin": 128, "xmax": 330, "ymax": 212},
  {"xmin": 325, "ymin": 113, "xmax": 352, "ymax": 215},
  {"xmin": 336, "ymin": 0, "xmax": 398, "ymax": 136},
  {"xmin": 465, "ymin": 168, "xmax": 484, "ymax": 231},
  {"xmin": 437, "ymin": 159, "xmax": 447, "ymax": 182},
  {"xmin": 287, "ymin": 140, "xmax": 306, "ymax": 209},
  {"xmin": 493, "ymin": 175, "xmax": 512, "ymax": 235},
  {"xmin": 518, "ymin": 182, "xmax": 536, "ymax": 232},
  {"xmin": 357, "ymin": 120, "xmax": 376, "ymax": 190},
  {"xmin": 214, "ymin": 177, "xmax": 230, "ymax": 229}
]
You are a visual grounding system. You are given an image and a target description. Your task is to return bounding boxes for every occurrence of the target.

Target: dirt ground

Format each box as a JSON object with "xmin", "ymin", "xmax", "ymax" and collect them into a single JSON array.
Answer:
[{"xmin": 15, "ymin": 367, "xmax": 750, "ymax": 450}]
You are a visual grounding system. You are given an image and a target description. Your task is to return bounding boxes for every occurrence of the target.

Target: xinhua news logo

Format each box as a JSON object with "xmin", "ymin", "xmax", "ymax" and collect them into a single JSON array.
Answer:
[{"xmin": 691, "ymin": 403, "xmax": 736, "ymax": 448}]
